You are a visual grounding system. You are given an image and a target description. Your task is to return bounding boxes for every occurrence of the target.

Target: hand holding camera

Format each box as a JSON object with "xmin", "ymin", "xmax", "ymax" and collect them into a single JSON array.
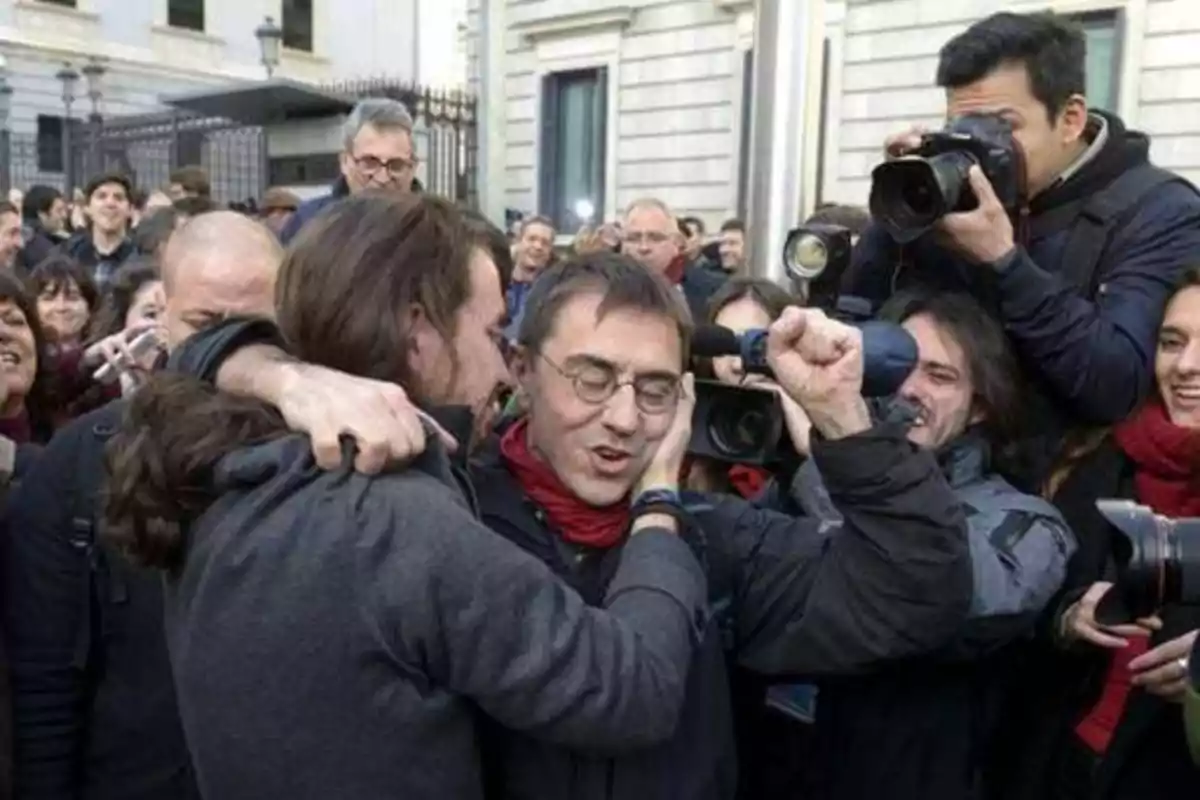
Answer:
[{"xmin": 765, "ymin": 308, "xmax": 872, "ymax": 441}]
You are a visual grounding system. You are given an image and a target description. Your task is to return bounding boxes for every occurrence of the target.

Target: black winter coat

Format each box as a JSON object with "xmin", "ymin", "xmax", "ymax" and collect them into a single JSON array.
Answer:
[
  {"xmin": 473, "ymin": 420, "xmax": 974, "ymax": 800},
  {"xmin": 1, "ymin": 402, "xmax": 197, "ymax": 800}
]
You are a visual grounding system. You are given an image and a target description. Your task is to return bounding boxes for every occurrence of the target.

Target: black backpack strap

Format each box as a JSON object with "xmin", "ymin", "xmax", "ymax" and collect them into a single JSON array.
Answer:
[
  {"xmin": 68, "ymin": 419, "xmax": 117, "ymax": 673},
  {"xmin": 1060, "ymin": 165, "xmax": 1199, "ymax": 295},
  {"xmin": 68, "ymin": 469, "xmax": 99, "ymax": 672}
]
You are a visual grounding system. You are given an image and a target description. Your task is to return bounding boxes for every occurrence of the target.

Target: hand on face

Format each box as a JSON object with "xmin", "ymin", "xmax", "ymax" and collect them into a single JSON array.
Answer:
[{"xmin": 634, "ymin": 373, "xmax": 694, "ymax": 496}]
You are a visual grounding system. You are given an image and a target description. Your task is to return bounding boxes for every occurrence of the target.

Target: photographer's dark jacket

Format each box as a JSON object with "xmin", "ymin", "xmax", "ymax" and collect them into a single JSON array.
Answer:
[
  {"xmin": 845, "ymin": 112, "xmax": 1200, "ymax": 453},
  {"xmin": 775, "ymin": 434, "xmax": 1074, "ymax": 800},
  {"xmin": 1, "ymin": 402, "xmax": 198, "ymax": 800},
  {"xmin": 474, "ymin": 419, "xmax": 974, "ymax": 800}
]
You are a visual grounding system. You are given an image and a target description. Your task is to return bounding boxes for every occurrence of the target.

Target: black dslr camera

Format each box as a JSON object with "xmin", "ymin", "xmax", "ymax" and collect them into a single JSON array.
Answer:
[
  {"xmin": 869, "ymin": 113, "xmax": 1024, "ymax": 244},
  {"xmin": 1092, "ymin": 500, "xmax": 1200, "ymax": 625}
]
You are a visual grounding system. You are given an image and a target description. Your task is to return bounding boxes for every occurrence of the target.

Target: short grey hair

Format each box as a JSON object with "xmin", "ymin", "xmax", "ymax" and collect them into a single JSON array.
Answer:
[{"xmin": 342, "ymin": 98, "xmax": 415, "ymax": 151}]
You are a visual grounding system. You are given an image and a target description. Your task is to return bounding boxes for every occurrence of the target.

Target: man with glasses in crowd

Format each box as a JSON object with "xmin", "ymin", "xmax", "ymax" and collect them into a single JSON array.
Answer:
[
  {"xmin": 280, "ymin": 98, "xmax": 421, "ymax": 244},
  {"xmin": 622, "ymin": 198, "xmax": 725, "ymax": 320}
]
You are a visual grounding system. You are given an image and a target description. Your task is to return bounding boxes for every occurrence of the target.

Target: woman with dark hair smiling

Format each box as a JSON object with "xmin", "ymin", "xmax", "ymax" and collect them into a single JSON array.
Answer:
[
  {"xmin": 0, "ymin": 271, "xmax": 53, "ymax": 443},
  {"xmin": 30, "ymin": 254, "xmax": 97, "ymax": 350}
]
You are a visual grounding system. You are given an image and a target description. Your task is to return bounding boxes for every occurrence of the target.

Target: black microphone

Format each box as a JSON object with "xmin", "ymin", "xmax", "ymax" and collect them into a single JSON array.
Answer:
[{"xmin": 691, "ymin": 321, "xmax": 918, "ymax": 397}]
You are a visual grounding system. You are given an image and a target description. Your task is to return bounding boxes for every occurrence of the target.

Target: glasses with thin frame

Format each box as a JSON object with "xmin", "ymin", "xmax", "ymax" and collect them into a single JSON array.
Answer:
[
  {"xmin": 350, "ymin": 154, "xmax": 417, "ymax": 180},
  {"xmin": 539, "ymin": 353, "xmax": 681, "ymax": 415}
]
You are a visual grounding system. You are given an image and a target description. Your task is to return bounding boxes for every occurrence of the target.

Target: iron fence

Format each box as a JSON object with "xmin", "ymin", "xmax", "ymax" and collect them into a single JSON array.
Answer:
[{"xmin": 0, "ymin": 78, "xmax": 478, "ymax": 209}]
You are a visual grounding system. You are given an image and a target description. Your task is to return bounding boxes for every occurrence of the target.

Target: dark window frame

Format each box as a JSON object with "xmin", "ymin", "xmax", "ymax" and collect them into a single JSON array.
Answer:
[
  {"xmin": 538, "ymin": 67, "xmax": 608, "ymax": 232},
  {"xmin": 36, "ymin": 115, "xmax": 65, "ymax": 174},
  {"xmin": 167, "ymin": 0, "xmax": 206, "ymax": 33},
  {"xmin": 282, "ymin": 0, "xmax": 315, "ymax": 53},
  {"xmin": 38, "ymin": 0, "xmax": 77, "ymax": 7}
]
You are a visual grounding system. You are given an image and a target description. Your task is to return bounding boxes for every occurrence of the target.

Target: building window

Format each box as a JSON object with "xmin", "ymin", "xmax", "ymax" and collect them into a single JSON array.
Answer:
[
  {"xmin": 168, "ymin": 0, "xmax": 205, "ymax": 32},
  {"xmin": 539, "ymin": 68, "xmax": 607, "ymax": 232},
  {"xmin": 283, "ymin": 0, "xmax": 314, "ymax": 52},
  {"xmin": 1072, "ymin": 10, "xmax": 1122, "ymax": 112},
  {"xmin": 37, "ymin": 116, "xmax": 65, "ymax": 173},
  {"xmin": 38, "ymin": 0, "xmax": 77, "ymax": 7}
]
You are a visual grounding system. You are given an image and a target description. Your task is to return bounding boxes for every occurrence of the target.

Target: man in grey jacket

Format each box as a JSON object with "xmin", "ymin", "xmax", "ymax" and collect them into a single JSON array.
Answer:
[{"xmin": 779, "ymin": 289, "xmax": 1076, "ymax": 800}]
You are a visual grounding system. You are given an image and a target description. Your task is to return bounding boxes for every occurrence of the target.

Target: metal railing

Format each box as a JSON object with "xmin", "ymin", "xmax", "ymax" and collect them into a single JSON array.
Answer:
[{"xmin": 0, "ymin": 78, "xmax": 478, "ymax": 208}]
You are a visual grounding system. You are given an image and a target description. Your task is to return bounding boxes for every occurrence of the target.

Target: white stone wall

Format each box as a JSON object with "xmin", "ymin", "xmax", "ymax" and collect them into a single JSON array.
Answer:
[
  {"xmin": 0, "ymin": 0, "xmax": 423, "ymax": 135},
  {"xmin": 494, "ymin": 0, "xmax": 755, "ymax": 231}
]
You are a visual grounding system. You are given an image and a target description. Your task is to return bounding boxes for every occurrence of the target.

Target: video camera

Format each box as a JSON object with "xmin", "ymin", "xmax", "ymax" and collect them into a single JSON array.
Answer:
[
  {"xmin": 687, "ymin": 218, "xmax": 918, "ymax": 465},
  {"xmin": 1091, "ymin": 500, "xmax": 1200, "ymax": 626},
  {"xmin": 868, "ymin": 112, "xmax": 1024, "ymax": 244},
  {"xmin": 688, "ymin": 322, "xmax": 918, "ymax": 464}
]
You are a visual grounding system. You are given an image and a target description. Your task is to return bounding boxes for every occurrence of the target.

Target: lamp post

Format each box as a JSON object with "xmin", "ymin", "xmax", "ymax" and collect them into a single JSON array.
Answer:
[
  {"xmin": 0, "ymin": 58, "xmax": 13, "ymax": 195},
  {"xmin": 56, "ymin": 63, "xmax": 79, "ymax": 194},
  {"xmin": 81, "ymin": 58, "xmax": 106, "ymax": 177},
  {"xmin": 255, "ymin": 16, "xmax": 283, "ymax": 79}
]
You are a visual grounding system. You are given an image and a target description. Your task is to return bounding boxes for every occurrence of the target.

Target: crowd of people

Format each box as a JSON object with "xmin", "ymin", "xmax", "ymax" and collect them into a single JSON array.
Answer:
[{"xmin": 0, "ymin": 8, "xmax": 1196, "ymax": 800}]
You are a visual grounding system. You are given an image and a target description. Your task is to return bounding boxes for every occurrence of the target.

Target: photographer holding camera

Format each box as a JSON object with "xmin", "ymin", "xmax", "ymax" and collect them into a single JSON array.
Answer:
[
  {"xmin": 1000, "ymin": 270, "xmax": 1200, "ymax": 800},
  {"xmin": 844, "ymin": 12, "xmax": 1200, "ymax": 486}
]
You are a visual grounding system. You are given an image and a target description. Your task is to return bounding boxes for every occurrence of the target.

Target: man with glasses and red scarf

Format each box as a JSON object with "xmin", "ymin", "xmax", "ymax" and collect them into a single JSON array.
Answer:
[{"xmin": 279, "ymin": 98, "xmax": 422, "ymax": 245}]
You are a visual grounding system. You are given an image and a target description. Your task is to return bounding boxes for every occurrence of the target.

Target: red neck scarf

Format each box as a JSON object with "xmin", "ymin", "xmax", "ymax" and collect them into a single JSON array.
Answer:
[
  {"xmin": 1113, "ymin": 400, "xmax": 1200, "ymax": 517},
  {"xmin": 664, "ymin": 254, "xmax": 687, "ymax": 285},
  {"xmin": 499, "ymin": 419, "xmax": 630, "ymax": 549},
  {"xmin": 728, "ymin": 465, "xmax": 770, "ymax": 500}
]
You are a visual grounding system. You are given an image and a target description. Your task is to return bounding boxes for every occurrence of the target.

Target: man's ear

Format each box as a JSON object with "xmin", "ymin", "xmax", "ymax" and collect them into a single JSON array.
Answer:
[{"xmin": 1059, "ymin": 94, "xmax": 1089, "ymax": 146}]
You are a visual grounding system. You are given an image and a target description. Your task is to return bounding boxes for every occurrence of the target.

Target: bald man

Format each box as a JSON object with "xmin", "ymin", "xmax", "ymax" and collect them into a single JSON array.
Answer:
[{"xmin": 3, "ymin": 211, "xmax": 282, "ymax": 800}]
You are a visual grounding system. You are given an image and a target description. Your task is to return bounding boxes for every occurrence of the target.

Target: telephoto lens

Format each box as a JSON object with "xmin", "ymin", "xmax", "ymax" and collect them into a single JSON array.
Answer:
[
  {"xmin": 869, "ymin": 150, "xmax": 978, "ymax": 243},
  {"xmin": 1093, "ymin": 500, "xmax": 1200, "ymax": 625}
]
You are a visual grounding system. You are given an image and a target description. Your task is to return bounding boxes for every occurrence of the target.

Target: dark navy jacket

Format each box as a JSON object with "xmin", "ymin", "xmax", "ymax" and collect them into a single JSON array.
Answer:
[
  {"xmin": 279, "ymin": 176, "xmax": 424, "ymax": 245},
  {"xmin": 845, "ymin": 112, "xmax": 1200, "ymax": 430}
]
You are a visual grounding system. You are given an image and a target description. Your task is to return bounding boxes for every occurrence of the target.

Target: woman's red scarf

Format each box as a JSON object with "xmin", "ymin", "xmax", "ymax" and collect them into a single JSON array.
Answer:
[
  {"xmin": 728, "ymin": 465, "xmax": 770, "ymax": 500},
  {"xmin": 1076, "ymin": 399, "xmax": 1200, "ymax": 754},
  {"xmin": 1113, "ymin": 399, "xmax": 1200, "ymax": 517},
  {"xmin": 499, "ymin": 419, "xmax": 630, "ymax": 549}
]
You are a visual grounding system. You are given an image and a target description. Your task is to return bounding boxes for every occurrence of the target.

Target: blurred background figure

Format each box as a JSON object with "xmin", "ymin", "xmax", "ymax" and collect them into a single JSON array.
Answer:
[{"xmin": 260, "ymin": 188, "xmax": 301, "ymax": 237}]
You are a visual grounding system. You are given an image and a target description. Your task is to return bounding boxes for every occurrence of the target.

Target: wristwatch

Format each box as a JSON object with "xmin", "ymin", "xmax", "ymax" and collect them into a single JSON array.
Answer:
[{"xmin": 631, "ymin": 488, "xmax": 687, "ymax": 526}]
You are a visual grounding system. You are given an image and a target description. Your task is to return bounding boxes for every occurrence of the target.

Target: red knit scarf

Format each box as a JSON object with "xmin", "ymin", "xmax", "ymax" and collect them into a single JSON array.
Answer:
[
  {"xmin": 499, "ymin": 419, "xmax": 630, "ymax": 549},
  {"xmin": 664, "ymin": 254, "xmax": 687, "ymax": 285},
  {"xmin": 1113, "ymin": 399, "xmax": 1200, "ymax": 517}
]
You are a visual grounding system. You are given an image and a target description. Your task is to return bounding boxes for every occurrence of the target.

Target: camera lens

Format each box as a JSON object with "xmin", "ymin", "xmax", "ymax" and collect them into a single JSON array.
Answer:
[
  {"xmin": 868, "ymin": 151, "xmax": 977, "ymax": 243},
  {"xmin": 1095, "ymin": 501, "xmax": 1200, "ymax": 623},
  {"xmin": 708, "ymin": 406, "xmax": 770, "ymax": 460}
]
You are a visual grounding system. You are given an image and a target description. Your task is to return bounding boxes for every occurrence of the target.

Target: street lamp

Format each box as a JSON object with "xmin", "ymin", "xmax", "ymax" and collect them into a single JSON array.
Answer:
[
  {"xmin": 55, "ymin": 63, "xmax": 80, "ymax": 193},
  {"xmin": 81, "ymin": 58, "xmax": 106, "ymax": 177},
  {"xmin": 82, "ymin": 58, "xmax": 106, "ymax": 121},
  {"xmin": 255, "ymin": 16, "xmax": 283, "ymax": 79}
]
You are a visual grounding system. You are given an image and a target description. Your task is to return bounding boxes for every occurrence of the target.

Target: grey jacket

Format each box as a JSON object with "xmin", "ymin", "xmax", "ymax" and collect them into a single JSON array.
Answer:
[
  {"xmin": 791, "ymin": 432, "xmax": 1076, "ymax": 650},
  {"xmin": 163, "ymin": 435, "xmax": 708, "ymax": 800}
]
